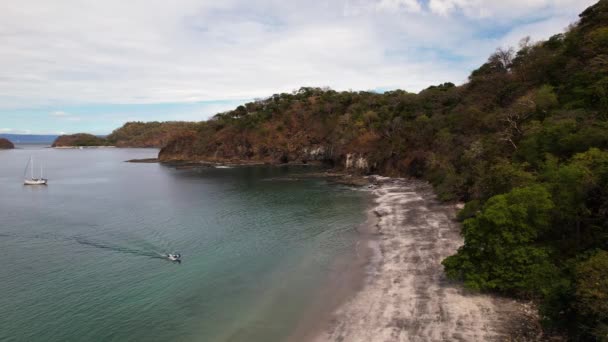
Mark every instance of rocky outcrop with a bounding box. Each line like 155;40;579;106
157;131;198;161
158;135;376;173
344;153;370;172
0;138;15;149
302;146;334;162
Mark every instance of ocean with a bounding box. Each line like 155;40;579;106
0;146;367;342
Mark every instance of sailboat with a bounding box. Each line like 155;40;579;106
24;156;48;185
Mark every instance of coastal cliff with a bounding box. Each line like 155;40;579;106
158;2;608;340
0;138;15;149
159;128;374;173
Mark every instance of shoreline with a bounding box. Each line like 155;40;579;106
287;185;378;342
52;145;116;149
306;177;542;342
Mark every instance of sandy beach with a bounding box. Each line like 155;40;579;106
311;177;541;342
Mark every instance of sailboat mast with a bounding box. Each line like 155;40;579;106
31;157;34;179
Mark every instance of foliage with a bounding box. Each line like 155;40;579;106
575;250;608;340
443;186;556;294
106;121;198;147
51;133;108;147
456;200;480;221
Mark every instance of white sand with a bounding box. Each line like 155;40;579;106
312;179;538;342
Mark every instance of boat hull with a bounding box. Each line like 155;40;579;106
24;179;48;185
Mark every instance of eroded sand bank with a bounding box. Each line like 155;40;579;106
312;178;540;342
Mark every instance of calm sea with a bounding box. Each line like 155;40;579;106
0;146;367;342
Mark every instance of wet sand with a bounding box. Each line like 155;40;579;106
310;177;541;342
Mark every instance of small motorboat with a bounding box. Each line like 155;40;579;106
167;253;181;262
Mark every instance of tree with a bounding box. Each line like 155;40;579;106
492;47;516;72
475;159;535;200
535;85;559;117
575;250;608;340
443;185;556;294
499;95;535;150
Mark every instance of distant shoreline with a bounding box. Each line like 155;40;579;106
52;146;116;149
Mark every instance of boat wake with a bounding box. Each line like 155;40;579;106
0;231;177;262
73;236;168;260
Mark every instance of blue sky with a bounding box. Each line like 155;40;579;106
0;100;244;135
0;0;596;134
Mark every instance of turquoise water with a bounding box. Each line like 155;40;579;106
0;146;367;342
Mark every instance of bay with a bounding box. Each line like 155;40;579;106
0;146;367;342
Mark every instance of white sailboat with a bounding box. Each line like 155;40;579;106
24;156;48;185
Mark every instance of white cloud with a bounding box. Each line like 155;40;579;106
49;110;81;121
0;128;32;134
428;0;593;18
0;0;597;111
377;0;422;12
429;0;470;16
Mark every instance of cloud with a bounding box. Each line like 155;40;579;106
49;110;81;121
428;0;470;16
0;128;32;134
428;0;592;19
377;0;423;13
0;0;597;113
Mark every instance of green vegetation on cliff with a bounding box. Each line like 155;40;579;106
159;1;608;339
106;121;197;147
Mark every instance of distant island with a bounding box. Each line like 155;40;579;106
0;137;15;149
51;121;197;148
52;133;109;147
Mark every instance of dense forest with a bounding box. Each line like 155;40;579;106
106;121;197;147
158;1;608;339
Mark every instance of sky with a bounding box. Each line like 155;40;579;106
0;0;597;135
